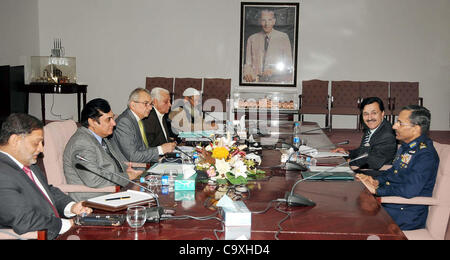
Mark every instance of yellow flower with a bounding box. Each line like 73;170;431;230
212;147;229;160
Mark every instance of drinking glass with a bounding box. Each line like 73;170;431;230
126;206;147;229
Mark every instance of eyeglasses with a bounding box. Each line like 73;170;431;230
134;101;152;107
394;120;415;127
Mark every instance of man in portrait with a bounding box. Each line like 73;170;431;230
243;9;294;84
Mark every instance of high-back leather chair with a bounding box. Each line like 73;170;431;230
43;120;117;194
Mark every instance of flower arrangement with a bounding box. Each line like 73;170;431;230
196;135;266;185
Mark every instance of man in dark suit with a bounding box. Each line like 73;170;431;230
0;113;92;240
143;87;178;147
332;97;397;172
113;88;176;163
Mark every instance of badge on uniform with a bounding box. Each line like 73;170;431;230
420;142;427;149
401;154;412;164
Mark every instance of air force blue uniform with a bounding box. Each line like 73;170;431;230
375;134;439;230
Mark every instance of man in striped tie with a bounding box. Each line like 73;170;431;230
0;113;92;239
113;88;176;163
332;97;397;173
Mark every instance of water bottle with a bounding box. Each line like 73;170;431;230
293;122;301;149
193;151;199;164
305;157;317;168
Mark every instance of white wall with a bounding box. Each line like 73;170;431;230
0;0;39;66
3;0;449;130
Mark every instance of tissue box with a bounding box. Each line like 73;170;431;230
223;201;252;226
174;190;195;201
174;173;197;191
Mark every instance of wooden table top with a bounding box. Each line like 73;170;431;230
57;123;406;240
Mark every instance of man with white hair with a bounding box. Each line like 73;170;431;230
112;88;176;163
169;87;218;132
143;87;178;147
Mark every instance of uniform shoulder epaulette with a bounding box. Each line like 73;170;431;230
419;142;427;149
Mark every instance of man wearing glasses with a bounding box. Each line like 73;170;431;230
356;105;439;230
332;97;397;171
112;88;176;163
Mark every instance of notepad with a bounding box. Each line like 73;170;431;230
83;190;155;212
301;171;354;181
147;163;187;175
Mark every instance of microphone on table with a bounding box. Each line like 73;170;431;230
174;146;194;161
300;126;330;134
280;153;369;207
75;154;160;207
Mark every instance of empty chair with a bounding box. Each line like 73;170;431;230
43;120;117;194
299;79;329;127
202;78;231;112
389;82;422;123
381;142;450;240
173;78;202;102
330;81;361;130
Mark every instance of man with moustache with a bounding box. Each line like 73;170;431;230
356;105;439;230
332;97;397;172
63;98;142;201
0;113;92;239
113;88;176;163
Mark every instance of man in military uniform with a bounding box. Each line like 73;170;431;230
356;105;439;230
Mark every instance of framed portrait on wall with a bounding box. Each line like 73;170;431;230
239;2;299;87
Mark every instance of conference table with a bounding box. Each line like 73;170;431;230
57;122;406;240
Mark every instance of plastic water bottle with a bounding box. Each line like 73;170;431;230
305;157;317;168
193;151;199;164
293;122;301;149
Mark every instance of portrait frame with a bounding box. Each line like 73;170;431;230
239;2;299;87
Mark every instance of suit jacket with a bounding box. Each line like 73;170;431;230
143;109;175;147
0;152;73;240
112;108;160;163
349;119;397;170
63;127;130;202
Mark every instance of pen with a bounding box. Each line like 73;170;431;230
105;196;131;201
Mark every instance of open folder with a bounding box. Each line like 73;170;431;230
83;190;156;212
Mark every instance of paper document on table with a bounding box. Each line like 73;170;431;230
310;151;347;158
178;130;216;138
308;166;353;173
148;163;184;175
85;190;155;211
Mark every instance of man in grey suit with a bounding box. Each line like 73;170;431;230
112;88;176;163
63;98;142;202
0;113;92;240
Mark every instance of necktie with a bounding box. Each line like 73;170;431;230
362;131;371;145
138;120;149;148
102;139;123;172
22;166;60;218
264;35;270;53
